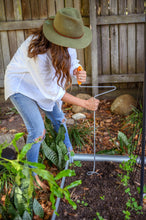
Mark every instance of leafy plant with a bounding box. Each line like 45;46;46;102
76;199;88;207
118;153;143;219
0;133;82;219
122;105;143;153
100;195;105;201
41;117;68;170
124;105;143;131
68;123;92;150
118;131;132;154
93;211;104;220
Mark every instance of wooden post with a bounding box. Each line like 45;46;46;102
13;0;24;47
0;0;10;81
89;0;98;96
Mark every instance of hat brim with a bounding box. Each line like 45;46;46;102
43;19;92;49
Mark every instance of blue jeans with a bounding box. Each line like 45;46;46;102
10;93;73;164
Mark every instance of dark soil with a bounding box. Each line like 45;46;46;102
56;161;146;220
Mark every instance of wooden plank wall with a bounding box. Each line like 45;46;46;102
0;0;145;91
90;0;145;94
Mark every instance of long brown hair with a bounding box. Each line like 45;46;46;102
28;26;71;89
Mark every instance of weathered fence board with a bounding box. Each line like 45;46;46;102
101;0;110;75
119;0;127;75
110;0;119;75
90;0;98;95
0;0;10;71
127;0;136;74
38;0;48;19
136;0;145;73
13;0;25;48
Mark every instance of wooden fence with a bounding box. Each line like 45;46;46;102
0;0;145;94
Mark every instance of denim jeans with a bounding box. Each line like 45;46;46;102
10;93;73;164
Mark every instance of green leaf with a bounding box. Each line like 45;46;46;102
28;170;34;199
56;144;63;169
19;143;33;160
118;131;129;147
64;190;77;209
5;196;16;218
65;180;82;190
9;160;22;171
14;215;22;220
56;124;65;144
50;185;63;198
33;198;44;218
50;192;56;210
125;187;130;194
31;168;57;187
55;169;76;180
42;141;58;166
12;133;24;153
22;211;31;220
23;160;46;169
74;161;82;167
58;141;67;155
97;148;118;155
14;187;26;216
15;172;21;186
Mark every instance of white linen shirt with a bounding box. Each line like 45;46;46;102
4;35;80;111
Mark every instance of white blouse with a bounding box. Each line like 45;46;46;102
4;35;80;111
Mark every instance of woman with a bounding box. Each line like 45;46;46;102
4;8;99;189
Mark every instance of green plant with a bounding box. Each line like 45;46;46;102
100;195;105;201
41;117;68;170
119;153;143;219
124;105;143;131
137;185;146;200
0;133;82;219
68;123;92;150
122;105;143;153
76;199;88;207
93;211;104;220
117;131;132;154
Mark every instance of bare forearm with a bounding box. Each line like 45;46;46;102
62;92;87;108
62;92;100;111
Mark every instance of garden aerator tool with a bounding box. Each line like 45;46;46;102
77;66;117;175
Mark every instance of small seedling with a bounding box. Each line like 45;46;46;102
93;212;104;220
76;199;88;207
100;195;105;200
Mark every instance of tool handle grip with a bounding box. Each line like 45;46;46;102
77;66;83;85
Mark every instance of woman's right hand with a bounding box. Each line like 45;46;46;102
86;97;100;111
62;92;100;111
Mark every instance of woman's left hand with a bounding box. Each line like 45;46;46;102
73;68;87;83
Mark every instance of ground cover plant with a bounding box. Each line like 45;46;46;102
0;99;146;219
0;133;81;219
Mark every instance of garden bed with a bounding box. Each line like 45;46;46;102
0;99;146;220
56;161;146;220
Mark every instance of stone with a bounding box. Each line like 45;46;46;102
66;118;75;125
72;113;86;120
0;133;26;152
111;94;137;115
72;93;92;113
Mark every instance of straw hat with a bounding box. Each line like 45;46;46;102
43;7;92;49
